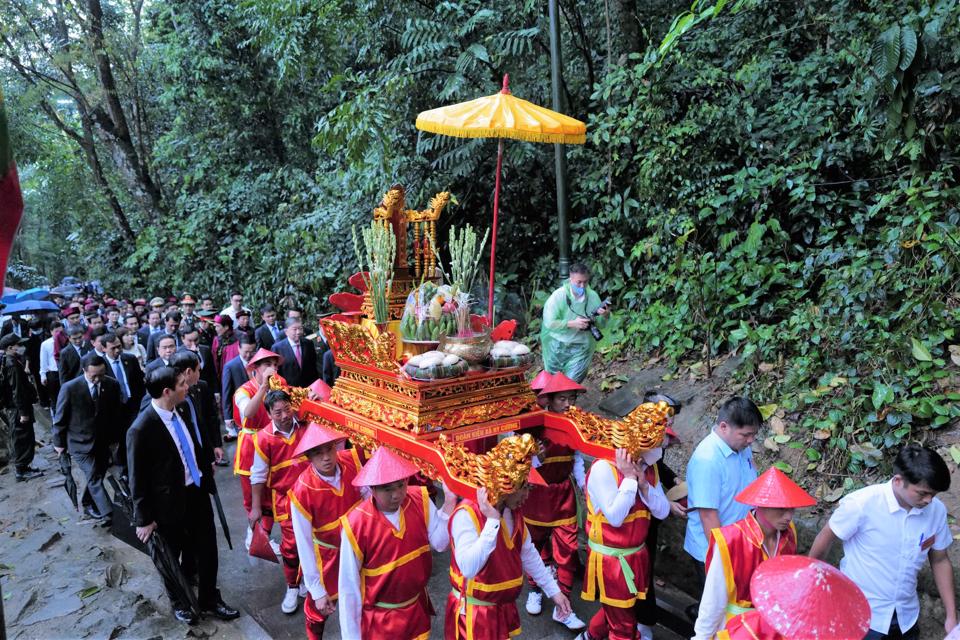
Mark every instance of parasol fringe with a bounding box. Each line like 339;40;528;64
415;121;585;145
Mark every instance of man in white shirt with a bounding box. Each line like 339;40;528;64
338;446;456;639
220;291;251;323
809;444;956;639
39;320;62;413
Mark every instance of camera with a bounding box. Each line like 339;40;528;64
585;297;612;341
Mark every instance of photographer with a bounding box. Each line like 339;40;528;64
539;262;609;383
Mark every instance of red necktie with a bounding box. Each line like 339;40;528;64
294;342;302;367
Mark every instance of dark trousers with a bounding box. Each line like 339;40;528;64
44;372;60;415
3;408;35;471
863;613;919;640
73;449;113;516
634;519;661;625
158;484;219;609
112;403;136;472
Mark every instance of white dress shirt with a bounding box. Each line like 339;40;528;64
449;506;561;616
39;336;56;383
338;495;450;639
151;400;201;487
829;480;952;634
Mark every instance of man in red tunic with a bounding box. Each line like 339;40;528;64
338;446;456;640
578;445;670;640
445;440;574;640
693;467;816;640
718;555;871;640
289;423;365;640
523;372;586;631
233;348;284;544
248;388;311;614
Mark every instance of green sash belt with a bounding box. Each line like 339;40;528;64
313;536;338;550
726;602;754;616
374;593;419;609
587;540;645;594
450;588;495;607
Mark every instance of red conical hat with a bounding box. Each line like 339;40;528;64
248;522;279;564
309;378;332;401
352;446;420;487
245;348;284;371
292;422;346;458
750;555;870;639
735;467;816;508
537;372;586;397
530;370;554;392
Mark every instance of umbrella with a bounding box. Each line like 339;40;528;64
58;452;79;511
15;287;50;302
211;490;233;550
106;475;200;616
0;299;58;315
416;74;586;323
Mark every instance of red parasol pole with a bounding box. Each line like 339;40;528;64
487;74;509;326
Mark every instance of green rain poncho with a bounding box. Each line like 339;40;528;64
539;282;608;383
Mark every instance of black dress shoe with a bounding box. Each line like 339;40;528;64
201;600;240;621
15;468;43;481
173;607;198;625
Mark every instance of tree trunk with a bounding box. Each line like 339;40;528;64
609;0;642;59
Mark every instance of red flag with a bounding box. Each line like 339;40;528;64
0;87;24;291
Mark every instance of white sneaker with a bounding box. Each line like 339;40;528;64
638;622;654;640
244;526;253;551
553;607;587;631
298;583;308;598
281;587;299;614
525;590;543;615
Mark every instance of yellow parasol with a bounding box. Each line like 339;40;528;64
416;74;586;324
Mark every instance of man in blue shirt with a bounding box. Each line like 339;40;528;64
683;396;762;616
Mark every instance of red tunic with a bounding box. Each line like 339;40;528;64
288;449;364;598
523;440;577;529
252;422;310;522
445;500;526;640
341;486;435;640
582;461;657;608
705;511;798;621
716;611;783;640
232;378;273;476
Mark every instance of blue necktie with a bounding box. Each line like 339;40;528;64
170;413;201;486
113;360;129;402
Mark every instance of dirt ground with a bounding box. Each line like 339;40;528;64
2;355;957;639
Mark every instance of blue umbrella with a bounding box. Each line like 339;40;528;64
1;300;59;314
15;287;50;302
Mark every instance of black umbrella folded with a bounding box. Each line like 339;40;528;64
106;474;200;615
59;452;78;511
211;490;233;550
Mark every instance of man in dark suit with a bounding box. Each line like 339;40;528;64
146;311;182;362
127;365;239;625
145;334;178;374
179;326;217;394
170;351;223;465
220;333;257;441
52;353;121;522
254;304;283;350
272;318;318;388
138;309;162;348
102;332;145;473
58;326;91;383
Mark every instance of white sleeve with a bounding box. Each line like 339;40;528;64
234;388;251;426
640;477;671;520
587;460;639;527
249;441;269;485
521;528;560;597
291;503;325;600
338;528;363;640
451;509;500;580
572;451;586;490
427;498;451;552
692;541;728;640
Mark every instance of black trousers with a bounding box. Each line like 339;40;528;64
44;372;60;415
73;449;114;516
158;484;219;609
3;408;35;471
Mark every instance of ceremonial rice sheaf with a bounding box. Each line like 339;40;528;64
564;401;673;456
438;433;538;503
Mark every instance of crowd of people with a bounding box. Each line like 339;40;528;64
0;280;955;640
